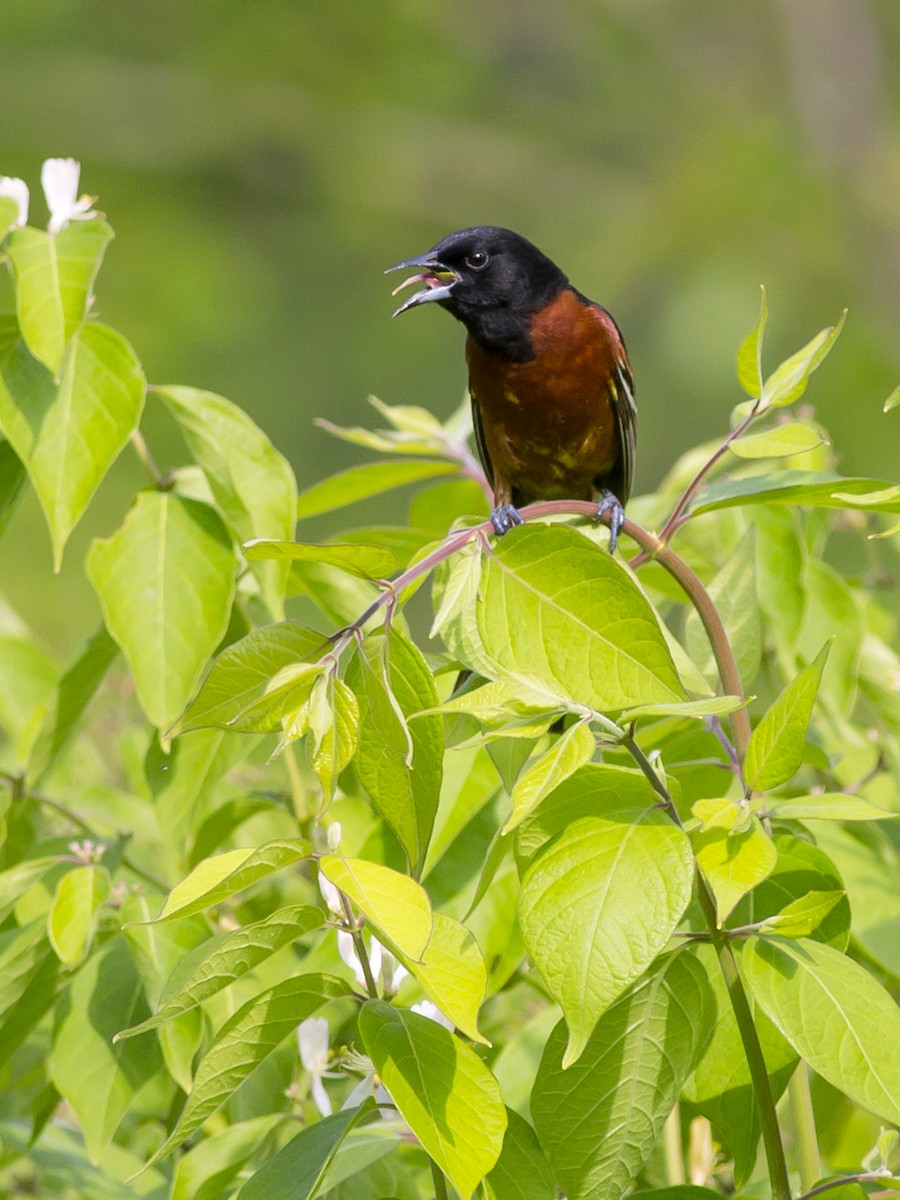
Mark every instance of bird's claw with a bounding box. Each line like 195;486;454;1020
490;504;524;536
596;490;625;553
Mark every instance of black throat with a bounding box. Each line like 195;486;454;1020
442;276;567;362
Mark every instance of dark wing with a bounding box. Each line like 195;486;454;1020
609;355;637;503
470;391;495;493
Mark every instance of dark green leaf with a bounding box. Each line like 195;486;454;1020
237;1104;372;1200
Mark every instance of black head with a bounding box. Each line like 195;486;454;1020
387;226;568;358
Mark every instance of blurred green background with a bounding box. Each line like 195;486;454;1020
2;0;899;654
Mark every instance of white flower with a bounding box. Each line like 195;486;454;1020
317;871;344;916
340;1048;394;1115
337;931;408;994
0;177;29;227
411;1000;453;1030
297;1016;333;1116
326;821;342;852
41;158;97;234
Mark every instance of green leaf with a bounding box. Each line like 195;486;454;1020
155;838;311;922
430;534;483;637
359;1000;507;1200
736;285;768;397
86;490;237;730
0;195;19;236
691;470;900;517
316;1119;407;1193
0;436;26;537
5;219;113;372
684;528;761;687
730;422;826;459
619;695;745;722
0;918;49;1017
116;904;323;1039
155;385;297;617
303;670;360;799
759;310;845;410
485;1108;556;1200
47;864;111;966
744;935;900;1124
244;537;398;580
319;856;432;959
0;319;145;568
765;792;895;822
458;524;684;712
884;384;900;413
346;631;443;871
519;809;694;1065
172;620;327;735
148;972;348;1166
0;856;60;925
27;626;118;784
745;642;829;791
504;721;595;834
296;457;458;520
171;1115;283;1200
237;1103;372;1200
693;816;777;924
532;951;714;1200
48;935;163;1163
395;911;489;1044
758;890;845;938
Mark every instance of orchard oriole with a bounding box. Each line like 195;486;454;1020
388;225;635;550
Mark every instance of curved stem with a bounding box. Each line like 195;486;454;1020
798;1173;890;1200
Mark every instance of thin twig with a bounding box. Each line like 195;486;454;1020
798;1173;892;1200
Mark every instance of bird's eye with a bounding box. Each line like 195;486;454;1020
466;250;489;270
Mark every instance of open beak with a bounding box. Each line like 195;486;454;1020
385;253;460;317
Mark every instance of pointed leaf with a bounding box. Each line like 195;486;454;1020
359;1000;507;1200
765;793;895;822
156;385;297;616
86;491;237;729
519;809;694;1065
116;904;323;1038
171;1114;283;1200
296;458;458;520
305;671;360;799
155;838;311;922
148;972;347;1165
5;219;113;371
244;537;397;579
760;311;845;410
172;621;327;735
745;642;829;791
319;856;432;960
736;285;768;397
0;320;145;568
619;695;745;722
744;935;900;1124
730;422;826;459
504;721;595;834
532;951;714;1200
692;471;900;517
395;911;489;1044
693;817;777;923
237;1103;373;1200
47;864;111;966
759;890;845;938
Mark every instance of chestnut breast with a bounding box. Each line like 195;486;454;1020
466;288;625;505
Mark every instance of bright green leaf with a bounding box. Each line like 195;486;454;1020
5;219;113;371
172;620;327;735
319;856;432;960
154;839;310;922
736;285;768;397
883;385;900;413
116;904;323;1039
47;864;111;966
0;319;145;568
359;1000;507;1200
504;721;595;834
519;809;694;1065
619;694;745;722
395;911;489;1044
745;642;829;791
303;671;360;799
237;1103;372;1200
244;537;398;580
0;195;19;236
684;528;760;688
296;457;458;520
765;793;895;822
171;1115;283;1200
759;890;845;938
430;534;483;637
730;422;826;459
532;951;714;1200
148;972;347;1166
86;490;237;730
744;935;900;1124
759;311;845;410
693;816;777;924
691;471;900;518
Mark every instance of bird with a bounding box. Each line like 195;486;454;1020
386;226;635;551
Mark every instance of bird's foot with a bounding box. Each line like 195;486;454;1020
490;504;524;536
596;490;625;553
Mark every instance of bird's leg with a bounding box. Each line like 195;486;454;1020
490;504;524;536
596;489;625;553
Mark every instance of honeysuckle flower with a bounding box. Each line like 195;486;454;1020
41;158;97;234
297;1016;334;1116
337;931;408;994
326;821;342;852
340;1047;394;1115
317;871;344;916
0;176;29;226
411;999;454;1030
